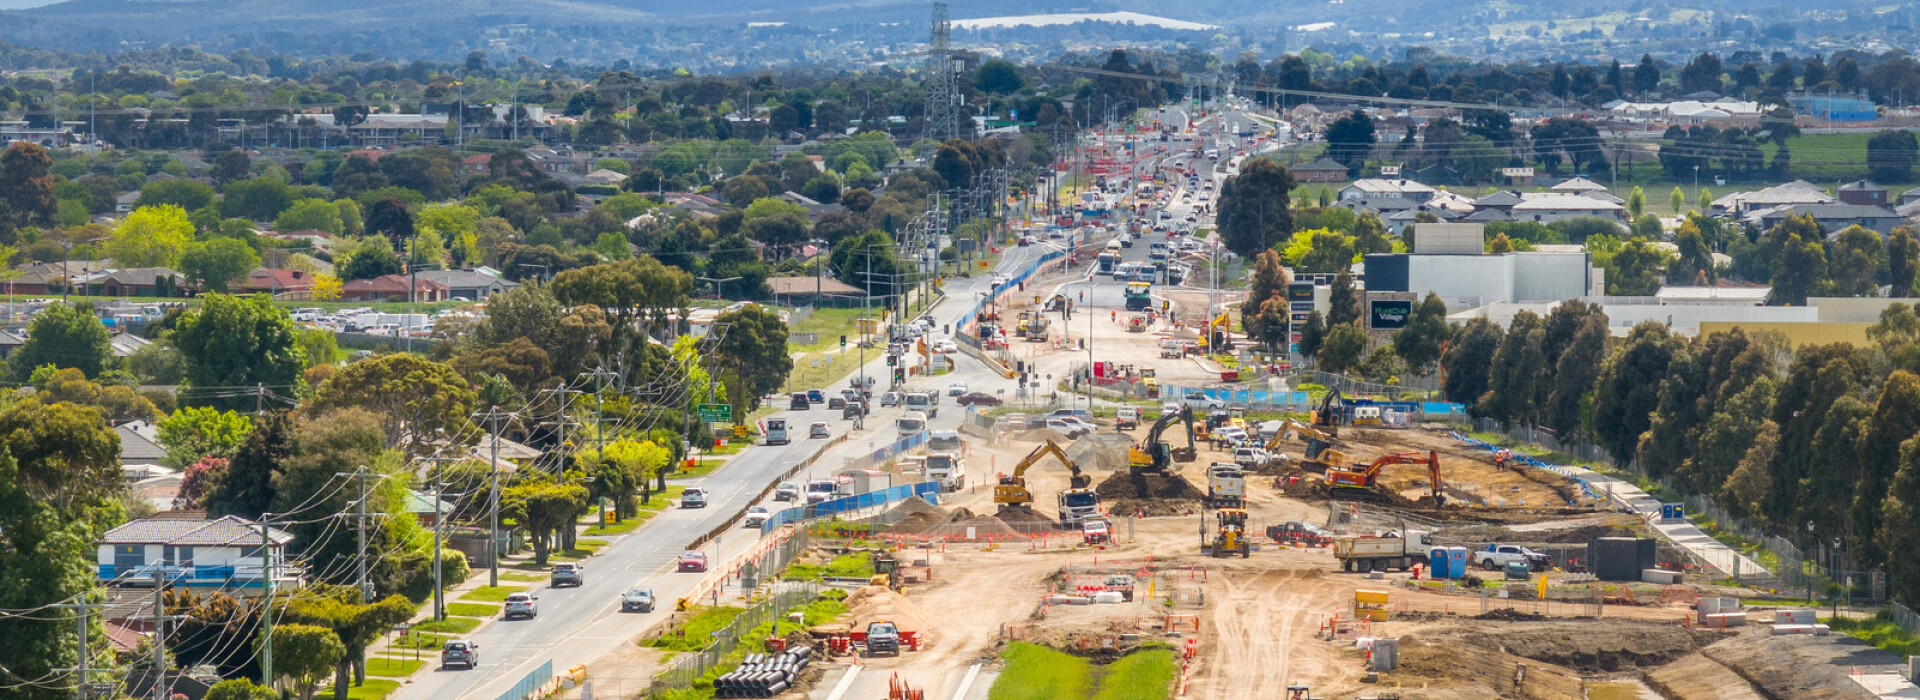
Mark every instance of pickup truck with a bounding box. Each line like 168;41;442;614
1115;408;1139;431
1332;530;1432;573
864;621;902;657
1473;544;1551;572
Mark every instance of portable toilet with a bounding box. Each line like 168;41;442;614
1428;547;1451;579
1447;547;1470;579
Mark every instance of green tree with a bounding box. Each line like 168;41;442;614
275;198;346;235
1239;250;1290;337
1890;226;1920;298
11;302;112;380
975;59;1026;94
1392;292;1451;373
1296;231;1358;272
179;238;262;293
1246;297;1292;352
1327;270;1361;327
1324;110;1376;174
205;679;279;700
1669;187;1686;215
1869;129;1920;181
172;294;307;411
203;410;291;519
506;480;590;564
267;624;345;700
1768;232;1829;305
311;354;477;456
157;406;253;468
1829;225;1884;297
1297;310;1327;359
1606;240;1669;295
713;304;793;419
550;255;694;341
0;142;56;227
220;178;295;221
109;204;195;267
1626;186;1646;219
1213;159;1295;258
1670;218;1717;285
211;149;251;185
1592;322;1684;462
338;237;403;281
136;179;217;211
1317;323;1367;374
1478;312;1546;422
1697;187;1712;212
1544;314;1608;436
1442;317;1502;407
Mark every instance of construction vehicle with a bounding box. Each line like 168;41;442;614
1333;529;1432;572
1350;405;1382;427
993;440;1100;525
1201;311;1233;352
1261;418;1351;472
1325;450;1445;504
1124;281;1153;311
1128;406;1199;473
1115;407;1139;431
1044;293;1069;312
1206;463;1246;508
1204;508;1252;558
1127;315;1148;332
1311;387;1346;435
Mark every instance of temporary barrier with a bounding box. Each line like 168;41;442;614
493;659;554;700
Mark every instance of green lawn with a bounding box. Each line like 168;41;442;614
414;616;481;634
344;679;402;700
497;571;545;583
393;631;450;650
990;643;1092;700
643;606;748;652
365;657;426;678
458;585;527;603
443;602;499;617
584;486;685;535
782;553;876;582
1093;648;1178;700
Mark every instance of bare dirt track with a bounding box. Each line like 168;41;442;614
1186;565;1362;699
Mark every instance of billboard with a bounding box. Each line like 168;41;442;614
1369;300;1414;329
1286;283;1317;302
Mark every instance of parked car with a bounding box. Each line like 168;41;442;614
441;640;479;669
947;381;968;396
678;551;709;572
1116;408;1139;430
1046;417;1094;439
1473;544;1552;572
503;592;537;620
1231;447;1272;469
956;392;1003;406
620;587;655;613
680;487;708;509
743;505;771;529
809;422;831;438
774;482;800;501
549;562;584;587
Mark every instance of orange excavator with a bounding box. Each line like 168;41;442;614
1325;450;1444;504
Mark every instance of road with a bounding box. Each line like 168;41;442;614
389;215;1055;700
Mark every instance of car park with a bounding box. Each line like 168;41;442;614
680;487;708;508
441;640;479;669
678;551;709;572
620;587;655;613
549;562;583;587
503;592;538;620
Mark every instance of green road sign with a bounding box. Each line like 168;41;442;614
697;404;732;423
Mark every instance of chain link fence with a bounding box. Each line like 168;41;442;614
646;582;823;698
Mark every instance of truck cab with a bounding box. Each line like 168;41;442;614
925;453;966;492
896;411;929;436
1056;488;1102;526
904;392;938;418
805;479;837;505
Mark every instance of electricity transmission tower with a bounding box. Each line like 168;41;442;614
922;2;963;143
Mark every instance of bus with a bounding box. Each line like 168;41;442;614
1125;282;1153;311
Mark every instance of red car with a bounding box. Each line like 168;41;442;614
956;392;1003;407
677;551;709;573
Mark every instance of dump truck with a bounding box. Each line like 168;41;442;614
1333;530;1432;573
1206;463;1246;508
925;453;967;492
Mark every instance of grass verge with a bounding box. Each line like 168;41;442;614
365;657;425;677
344;679;402;700
782;553;877;581
498;571;545;583
989;643;1092;700
458;585;527;603
414;616;481;634
1092;648;1178;700
643;606;749;652
1828;609;1920;657
443;602;499;617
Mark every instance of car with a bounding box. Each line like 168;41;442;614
774;482;800;502
864;621;902;657
1018;236;1033;246
955;391;1003;407
678;551;709;572
680;487;708;509
880;392;902;407
1214;426;1249;447
809;422;831;439
441;640;479;669
806;390;826;404
828;397;846;410
743;505;771;529
549;562;584;587
991;275;1009;288
1232;447;1273;469
934;339;958;354
503;592;538;620
621;587;655;613
947;382;968;396
789;393;810;410
1046;417;1094;439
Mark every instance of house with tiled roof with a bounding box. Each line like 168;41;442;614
242;268;318;298
416;269;519;301
98;514;297;589
1287;157;1348;183
339;274;448;302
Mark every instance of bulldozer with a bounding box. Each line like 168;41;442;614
1204;508;1252;558
1128;406;1199;473
993;440;1101;525
1325;450;1445;505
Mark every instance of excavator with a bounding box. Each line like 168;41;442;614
1204;507;1252;558
1325;450;1445;505
1262;418;1351;472
1128;406;1199;473
1312;387;1347;436
994;440;1101;525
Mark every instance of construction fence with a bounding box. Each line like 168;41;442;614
646;583;823;698
493;659;553;700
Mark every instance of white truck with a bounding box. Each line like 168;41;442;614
1206;463;1246;508
1057;488;1102;527
1333;530;1433;573
836;469;894;497
927;430;963;453
925;453;966;492
1472;544;1551;572
804;479;838;505
904;391;939;418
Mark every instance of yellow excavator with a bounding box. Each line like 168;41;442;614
1312;386;1346;436
994;440;1100;524
1262;418;1351;472
1199;311;1234;352
1128;406;1199;473
1204;507;1252;558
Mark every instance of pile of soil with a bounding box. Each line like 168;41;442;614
936;507;1029;537
1452;620;1727;673
992;506;1056;523
1066;433;1132;472
844;585;940;642
1474;608;1549;622
1094;471;1204;517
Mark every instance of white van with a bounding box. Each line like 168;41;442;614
896;411;929;436
764;418;789;445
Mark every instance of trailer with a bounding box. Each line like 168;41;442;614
1333;530;1432;573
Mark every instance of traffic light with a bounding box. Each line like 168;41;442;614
839;334;847;348
886;354;897;367
893;368;906;383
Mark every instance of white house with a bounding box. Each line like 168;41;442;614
1337;179;1437;204
99;515;296;590
1505;193;1627;223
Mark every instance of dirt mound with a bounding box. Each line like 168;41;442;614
1095;471;1204;517
1474;608;1549;622
993;506;1055;523
1453;620;1727;673
844;585;939;643
1066;433;1132;471
889;497;953;534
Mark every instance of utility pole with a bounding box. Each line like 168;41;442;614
337;468;381;603
473;407;515;587
143;571;187;700
258;513;277;690
921;2;962;144
52;600;110;700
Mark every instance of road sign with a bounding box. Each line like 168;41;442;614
697;404;732;423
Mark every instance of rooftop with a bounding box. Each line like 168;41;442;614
102;515;294;547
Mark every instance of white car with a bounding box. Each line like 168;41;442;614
743;505;771;529
503;592;537;620
1046;417;1095;439
947;382;968;396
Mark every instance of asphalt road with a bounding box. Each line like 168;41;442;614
389;217;1053;700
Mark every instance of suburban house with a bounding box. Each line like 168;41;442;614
1711;180;1833;216
98;514;297;590
1751;203;1905;236
73;268;184;297
1286;157;1348;183
115;191;140;213
1838;180;1890;207
1338;179;1438;204
1549;176;1611;195
348;114;449;147
768;276;864;306
416;269;519;301
1488;193;1628;223
584;168;630;187
242;268;318;298
110;332;153;358
339;274;449;302
774;192;848;223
